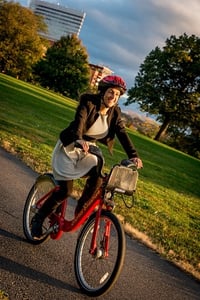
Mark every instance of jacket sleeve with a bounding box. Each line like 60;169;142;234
72;95;89;140
115;108;139;158
60;94;95;146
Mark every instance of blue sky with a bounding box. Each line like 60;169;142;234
18;0;200;114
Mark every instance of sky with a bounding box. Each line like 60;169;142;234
18;0;200;114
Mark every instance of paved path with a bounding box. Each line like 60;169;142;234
0;147;200;299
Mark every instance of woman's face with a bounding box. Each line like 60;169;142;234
103;87;121;108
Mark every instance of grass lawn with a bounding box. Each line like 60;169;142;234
0;73;200;280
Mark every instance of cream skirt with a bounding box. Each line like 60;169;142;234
51;139;98;181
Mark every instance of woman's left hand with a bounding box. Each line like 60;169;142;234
130;157;143;169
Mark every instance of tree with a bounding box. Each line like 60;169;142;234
167;123;200;158
33;34;90;99
125;34;200;141
0;1;48;80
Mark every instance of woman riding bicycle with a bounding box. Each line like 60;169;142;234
31;75;143;239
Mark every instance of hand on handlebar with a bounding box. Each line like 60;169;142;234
130;157;143;169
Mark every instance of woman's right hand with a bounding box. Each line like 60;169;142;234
75;139;89;153
130;157;143;169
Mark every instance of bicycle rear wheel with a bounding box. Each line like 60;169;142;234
74;210;126;297
23;173;56;244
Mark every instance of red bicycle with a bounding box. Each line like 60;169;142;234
23;156;138;297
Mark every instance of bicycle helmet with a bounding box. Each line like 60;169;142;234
98;75;127;95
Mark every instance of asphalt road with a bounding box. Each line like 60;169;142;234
0;147;200;300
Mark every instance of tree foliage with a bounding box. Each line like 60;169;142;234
126;33;200;142
33;34;90;99
0;1;48;80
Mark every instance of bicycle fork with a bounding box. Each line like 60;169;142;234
89;207;111;259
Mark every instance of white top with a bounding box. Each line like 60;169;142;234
86;113;108;139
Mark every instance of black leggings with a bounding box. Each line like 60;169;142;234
52;180;73;204
53;158;102;204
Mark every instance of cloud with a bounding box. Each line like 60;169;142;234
20;0;200;90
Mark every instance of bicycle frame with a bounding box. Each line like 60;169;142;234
35;183;111;254
23;156;139;297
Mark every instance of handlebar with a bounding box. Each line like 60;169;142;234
74;141;103;157
75;141;137;169
120;159;137;169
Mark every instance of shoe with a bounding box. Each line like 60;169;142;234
31;214;43;239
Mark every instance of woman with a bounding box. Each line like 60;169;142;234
31;75;143;239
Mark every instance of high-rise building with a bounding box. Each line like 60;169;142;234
29;0;86;42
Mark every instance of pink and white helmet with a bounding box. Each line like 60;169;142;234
98;75;127;95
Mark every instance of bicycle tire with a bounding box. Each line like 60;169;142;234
23;173;56;245
74;210;126;297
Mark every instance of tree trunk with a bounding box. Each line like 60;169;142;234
154;118;170;141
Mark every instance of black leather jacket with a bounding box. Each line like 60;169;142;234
60;93;139;159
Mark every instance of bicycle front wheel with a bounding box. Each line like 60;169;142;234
74;210;126;297
23;173;56;244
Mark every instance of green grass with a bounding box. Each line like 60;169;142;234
0;73;200;278
0;290;9;300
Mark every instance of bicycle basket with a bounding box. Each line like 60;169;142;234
106;164;138;196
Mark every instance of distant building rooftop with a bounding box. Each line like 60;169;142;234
89;63;113;87
29;0;86;41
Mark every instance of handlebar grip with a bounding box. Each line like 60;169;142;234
74;141;83;149
120;159;137;169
